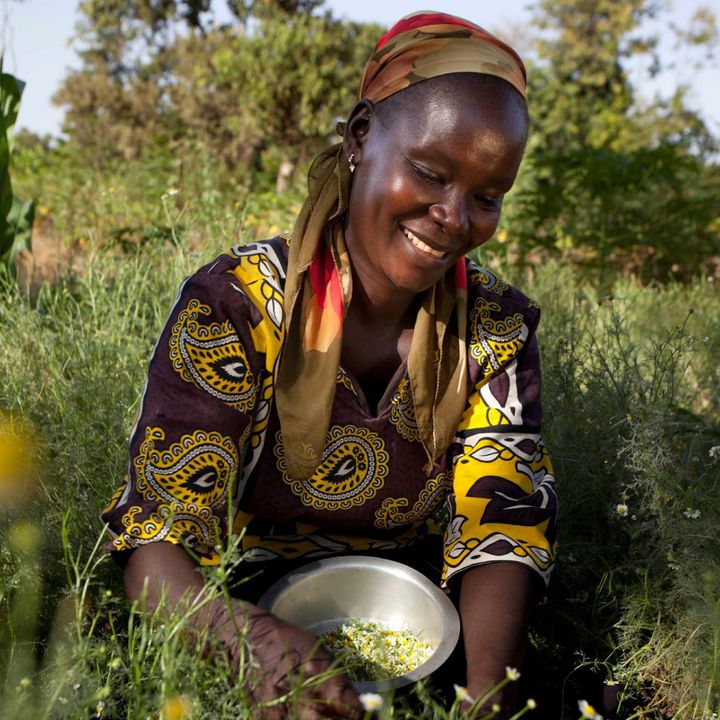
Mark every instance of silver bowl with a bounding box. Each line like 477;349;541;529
257;555;461;693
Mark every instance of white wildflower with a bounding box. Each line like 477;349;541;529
359;693;384;712
709;446;720;460
505;666;521;681
453;684;473;704
578;699;603;719
527;698;537;709
683;508;701;520
615;503;629;517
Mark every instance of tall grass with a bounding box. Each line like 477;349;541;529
0;173;719;717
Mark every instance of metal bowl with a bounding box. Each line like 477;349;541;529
257;555;461;693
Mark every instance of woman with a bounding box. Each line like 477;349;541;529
102;11;557;719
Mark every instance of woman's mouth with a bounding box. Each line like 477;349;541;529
400;226;448;260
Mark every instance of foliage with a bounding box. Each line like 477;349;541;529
53;0;379;189
1;172;720;715
0;64;35;278
501;0;720;279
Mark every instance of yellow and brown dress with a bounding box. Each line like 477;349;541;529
102;237;557;588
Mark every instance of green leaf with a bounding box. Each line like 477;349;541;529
1;67;26;157
1;197;35;278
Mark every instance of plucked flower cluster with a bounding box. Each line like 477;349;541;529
320;620;432;682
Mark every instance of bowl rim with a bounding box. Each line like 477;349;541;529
257;554;461;692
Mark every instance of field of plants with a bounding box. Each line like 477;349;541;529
0;131;718;719
2;1;720;718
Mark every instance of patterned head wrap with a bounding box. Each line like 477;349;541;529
276;12;527;481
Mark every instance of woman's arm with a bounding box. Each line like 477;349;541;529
125;542;363;720
460;563;534;715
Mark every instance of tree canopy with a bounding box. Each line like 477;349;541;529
49;0;720;278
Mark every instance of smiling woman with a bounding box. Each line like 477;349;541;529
101;11;557;720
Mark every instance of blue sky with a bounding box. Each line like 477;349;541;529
2;0;719;137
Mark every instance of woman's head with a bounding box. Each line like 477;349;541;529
339;12;530;295
343;72;528;295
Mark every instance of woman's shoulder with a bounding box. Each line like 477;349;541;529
192;236;290;288
464;258;540;327
174;236;290;338
464;259;541;375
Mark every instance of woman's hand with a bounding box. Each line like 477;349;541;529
241;611;363;719
125;542;362;719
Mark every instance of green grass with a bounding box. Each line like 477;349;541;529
1;166;719;718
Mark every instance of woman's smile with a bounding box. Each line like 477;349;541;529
400;225;450;260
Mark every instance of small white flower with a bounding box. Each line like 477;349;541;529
615;503;629;517
166;187;179;197
604;678;618;686
578;699;603;719
505;666;521;681
527;698;537;709
359;693;384;712
453;684;473;704
683;508;701;520
709;446;720;460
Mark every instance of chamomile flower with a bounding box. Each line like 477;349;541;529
615;503;629;517
505;666;521;681
359;693;384;712
454;684;473;704
578;699;603;719
683;508;701;519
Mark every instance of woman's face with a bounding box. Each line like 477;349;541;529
343;76;528;298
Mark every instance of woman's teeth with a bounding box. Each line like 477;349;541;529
401;227;447;259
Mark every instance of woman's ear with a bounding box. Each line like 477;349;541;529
342;99;375;166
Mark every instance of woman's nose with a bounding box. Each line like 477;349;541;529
429;191;469;236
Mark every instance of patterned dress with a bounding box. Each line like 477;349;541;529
102;237;557;588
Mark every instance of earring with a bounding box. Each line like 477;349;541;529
348;154;356;173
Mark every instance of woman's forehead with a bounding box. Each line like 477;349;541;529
375;75;528;146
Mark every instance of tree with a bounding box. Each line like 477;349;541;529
205;5;379;188
53;0;213;165
503;0;720;279
54;0;379;190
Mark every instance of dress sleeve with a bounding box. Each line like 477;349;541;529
442;308;558;588
101;261;262;564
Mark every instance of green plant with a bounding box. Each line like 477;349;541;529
0;62;35;278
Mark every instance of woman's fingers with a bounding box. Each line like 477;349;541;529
244;612;365;718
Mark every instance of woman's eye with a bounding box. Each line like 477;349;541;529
476;195;502;210
411;162;443;185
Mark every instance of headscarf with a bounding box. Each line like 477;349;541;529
276;11;527;481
